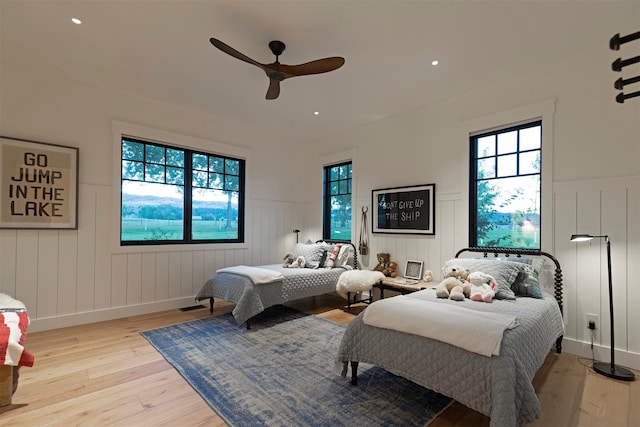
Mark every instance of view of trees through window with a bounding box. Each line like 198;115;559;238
120;138;244;244
323;162;352;241
470;121;541;249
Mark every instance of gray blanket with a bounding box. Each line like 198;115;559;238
196;265;347;325
336;288;564;427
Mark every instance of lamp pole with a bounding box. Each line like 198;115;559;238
570;234;634;381
591;236;634;381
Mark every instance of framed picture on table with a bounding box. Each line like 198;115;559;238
404;260;424;280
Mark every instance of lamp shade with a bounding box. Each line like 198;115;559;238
570;234;594;242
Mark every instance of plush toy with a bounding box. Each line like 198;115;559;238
423;269;434;282
373;253;390;273
289;256;306;268
282;252;296;268
435;265;471;301
467;271;497;303
383;261;398;278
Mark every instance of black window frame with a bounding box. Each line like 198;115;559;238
322;161;352;242
120;136;245;246
469;120;542;249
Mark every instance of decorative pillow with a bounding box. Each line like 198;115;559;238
293;242;331;269
325;244;342;268
443;258;519;300
497;257;545;298
334;244;352;268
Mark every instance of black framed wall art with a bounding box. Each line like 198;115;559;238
0;137;79;229
372;183;435;235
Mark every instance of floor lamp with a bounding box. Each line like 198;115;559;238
570;234;635;381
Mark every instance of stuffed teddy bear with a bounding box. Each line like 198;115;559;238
467;271;497;303
282;252;296;268
436;264;471;301
383;261;398;278
423;269;434;282
373;253;390;273
289;255;306;268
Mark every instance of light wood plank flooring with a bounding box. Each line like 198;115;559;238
1;295;638;426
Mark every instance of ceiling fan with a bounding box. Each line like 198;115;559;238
210;38;345;100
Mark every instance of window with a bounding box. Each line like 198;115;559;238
323;162;352;241
120;137;244;245
470;121;541;249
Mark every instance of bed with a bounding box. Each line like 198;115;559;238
336;247;565;427
196;240;358;328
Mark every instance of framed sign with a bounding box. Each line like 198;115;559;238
372;183;435;235
0;137;78;229
404;260;424;280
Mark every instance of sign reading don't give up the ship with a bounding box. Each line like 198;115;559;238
1;137;78;229
372;183;435;235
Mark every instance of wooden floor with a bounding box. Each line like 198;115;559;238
1;294;639;426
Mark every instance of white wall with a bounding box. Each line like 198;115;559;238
307;45;640;369
0;64;308;331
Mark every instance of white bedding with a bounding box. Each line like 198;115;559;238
363;294;519;356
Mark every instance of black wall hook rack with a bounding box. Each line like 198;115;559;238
610;30;640;103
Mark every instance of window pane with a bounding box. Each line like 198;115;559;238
520;126;541;150
520;151;540;174
477;158;495;179
166;148;184;167
191;189;238;240
225;159;239;175
497;131;517;154
329;195;351;240
122;140;144;161
192;170;208;188
477;135;495;157
121;181;184;241
225;175;239;191
192;153;208;170
145;164;165;183
209;156;224;173
166;167;184;185
208;173;223;189
497;154;517;177
122;160;144;180
146;145;165;164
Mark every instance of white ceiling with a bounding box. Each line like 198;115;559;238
2;1;639;142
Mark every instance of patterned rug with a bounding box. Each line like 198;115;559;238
141;306;451;427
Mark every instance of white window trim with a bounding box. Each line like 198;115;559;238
111;121;251;253
461;99;556;252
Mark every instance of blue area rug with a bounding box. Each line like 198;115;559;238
141;306;451;427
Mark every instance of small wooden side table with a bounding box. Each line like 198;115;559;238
374;278;437;299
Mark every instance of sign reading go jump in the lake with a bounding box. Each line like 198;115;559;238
1;137;78;229
372;184;435;235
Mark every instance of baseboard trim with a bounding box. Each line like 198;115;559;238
27;297;197;333
562;338;640;372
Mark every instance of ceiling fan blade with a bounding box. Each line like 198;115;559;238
210;38;265;69
265;79;281;100
277;57;345;78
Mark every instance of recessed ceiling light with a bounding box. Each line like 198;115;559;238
314;111;320;116
71;17;82;25
432;60;439;66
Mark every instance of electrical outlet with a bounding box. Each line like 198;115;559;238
586;313;598;330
